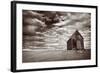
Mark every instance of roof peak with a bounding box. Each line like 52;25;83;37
75;29;79;32
67;30;83;41
74;30;80;34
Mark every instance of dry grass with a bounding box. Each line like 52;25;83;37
23;49;90;63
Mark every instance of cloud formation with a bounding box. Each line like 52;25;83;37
23;10;91;50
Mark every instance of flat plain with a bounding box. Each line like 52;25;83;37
23;49;90;63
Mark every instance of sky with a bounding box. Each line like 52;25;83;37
23;10;91;50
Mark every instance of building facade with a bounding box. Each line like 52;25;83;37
67;30;84;50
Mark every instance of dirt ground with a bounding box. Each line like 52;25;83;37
22;49;90;63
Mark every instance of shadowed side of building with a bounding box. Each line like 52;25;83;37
67;30;84;50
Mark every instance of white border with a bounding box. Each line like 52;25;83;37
16;3;96;70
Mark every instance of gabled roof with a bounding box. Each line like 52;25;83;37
67;30;83;42
72;30;83;38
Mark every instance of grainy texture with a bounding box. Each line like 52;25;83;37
22;10;91;62
23;49;91;62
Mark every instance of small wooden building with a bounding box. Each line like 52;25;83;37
67;30;84;50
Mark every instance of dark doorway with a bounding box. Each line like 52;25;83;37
73;39;76;49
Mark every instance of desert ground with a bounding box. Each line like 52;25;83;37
23;49;90;63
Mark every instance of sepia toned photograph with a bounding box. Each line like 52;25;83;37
11;1;97;72
22;10;91;63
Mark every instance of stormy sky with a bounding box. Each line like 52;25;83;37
23;10;91;50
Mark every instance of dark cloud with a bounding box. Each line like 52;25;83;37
23;10;91;49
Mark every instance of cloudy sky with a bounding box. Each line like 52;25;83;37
23;10;91;50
